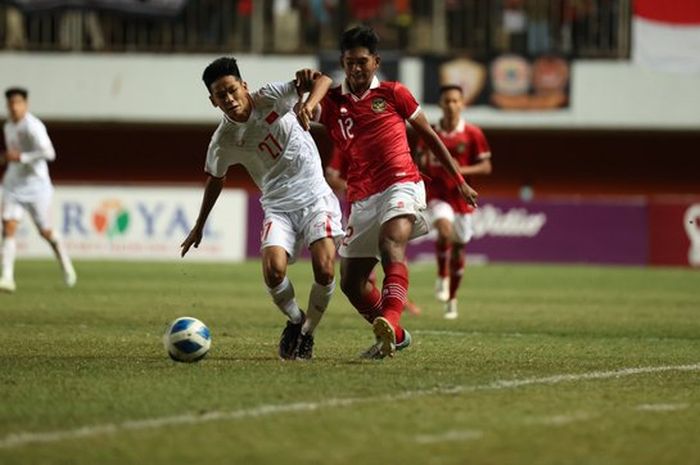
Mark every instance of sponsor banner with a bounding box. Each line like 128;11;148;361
6;186;247;261
422;54;570;110
10;0;188;16
408;199;648;265
649;197;700;267
246;195;647;265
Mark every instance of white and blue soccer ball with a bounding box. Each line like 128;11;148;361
164;317;211;362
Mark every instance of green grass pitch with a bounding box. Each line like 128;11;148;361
0;260;698;465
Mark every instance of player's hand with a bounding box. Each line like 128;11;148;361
5;149;21;162
459;181;479;208
296;103;314;131
294;68;321;94
180;226;203;257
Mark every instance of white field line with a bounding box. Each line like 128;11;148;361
414;329;694;342
414;429;484;444
523;412;597;427
635;403;691;412
1;363;698;450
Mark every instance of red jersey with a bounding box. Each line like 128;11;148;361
319;77;423;202
423;119;491;214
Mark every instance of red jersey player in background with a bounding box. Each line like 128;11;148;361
419;85;492;319
300;26;478;359
325;148;422;316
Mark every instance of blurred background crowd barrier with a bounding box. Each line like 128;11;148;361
1;0;628;57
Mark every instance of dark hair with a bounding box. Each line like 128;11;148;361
340;26;379;54
439;85;463;96
5;87;28;100
202;57;242;93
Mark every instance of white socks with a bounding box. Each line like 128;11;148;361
268;276;303;323
47;231;75;278
1;237;16;281
302;279;335;336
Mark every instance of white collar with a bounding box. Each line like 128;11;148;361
341;76;380;99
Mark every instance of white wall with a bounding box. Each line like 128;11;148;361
1;52;699;129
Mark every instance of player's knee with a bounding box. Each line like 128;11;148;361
313;260;335;286
40;229;53;242
263;263;286;288
379;237;406;264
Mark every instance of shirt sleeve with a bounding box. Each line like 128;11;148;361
19;119;56;164
204;122;236;178
468;125;492;162
392;82;421;121
257;81;298;114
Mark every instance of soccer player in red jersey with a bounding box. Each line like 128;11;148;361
304;26;478;358
325;147;422;317
419;85;492;320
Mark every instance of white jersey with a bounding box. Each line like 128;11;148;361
205;81;331;212
2;112;55;201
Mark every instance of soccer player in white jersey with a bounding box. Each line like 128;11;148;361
181;57;343;360
0;87;76;293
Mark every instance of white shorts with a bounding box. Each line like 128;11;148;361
261;192;344;263
340;181;429;259
1;187;54;231
429;199;474;244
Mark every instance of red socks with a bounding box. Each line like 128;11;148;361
436;241;451;278
449;252;465;300
382;262;408;343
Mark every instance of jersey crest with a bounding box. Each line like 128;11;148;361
371;98;387;113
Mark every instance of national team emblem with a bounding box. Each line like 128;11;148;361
456;142;467;153
371;98;386;113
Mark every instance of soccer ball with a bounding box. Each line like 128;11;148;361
164;317;211;362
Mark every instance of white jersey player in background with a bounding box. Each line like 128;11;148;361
181;57;343;360
0;87;76;293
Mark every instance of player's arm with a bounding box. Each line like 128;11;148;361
459;158;492;176
181;174;225;257
409;112;479;207
17;124;56;163
325;167;347;194
294;69;333;130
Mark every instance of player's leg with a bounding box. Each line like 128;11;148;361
445;213;474;320
295;237;337;359
0;218;19;293
0;193;24;292
371;181;430;357
376;214;414;353
429;200;455;302
340;256;380;323
29;189;76;287
295;194;344;359
338;196;383;325
260;213;304;359
39;228;77;287
445;242;465;319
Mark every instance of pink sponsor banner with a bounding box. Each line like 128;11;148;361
408;198;648;265
649;196;700;268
